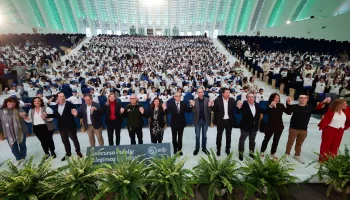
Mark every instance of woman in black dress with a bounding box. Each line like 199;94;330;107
149;97;167;143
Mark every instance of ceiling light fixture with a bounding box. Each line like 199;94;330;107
286;20;291;24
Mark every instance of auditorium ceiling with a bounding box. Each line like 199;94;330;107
0;0;349;35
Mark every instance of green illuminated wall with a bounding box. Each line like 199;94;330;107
237;0;256;32
29;0;46;27
47;0;64;30
266;0;284;28
225;0;239;34
4;0;24;24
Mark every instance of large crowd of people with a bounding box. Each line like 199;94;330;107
0;35;349;167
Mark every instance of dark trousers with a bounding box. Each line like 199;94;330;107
150;131;164;144
171;126;184;152
238;129;257;155
216;120;232;152
128;127;143;145
33;124;55;155
260;130;283;154
107;121;121;146
59;129;81;155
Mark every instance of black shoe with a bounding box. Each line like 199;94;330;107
61;154;71;161
225;149;230;155
216;151;221;156
179;151;183;156
77;152;83;158
173;150;177;155
51;153;57;159
202;149;210;155
239;154;243;161
249;153;255;159
193;149;199;156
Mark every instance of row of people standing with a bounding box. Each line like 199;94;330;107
1;89;348;164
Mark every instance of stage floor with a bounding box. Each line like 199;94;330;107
0;118;349;183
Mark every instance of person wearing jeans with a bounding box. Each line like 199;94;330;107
191;88;212;156
0;96;28;166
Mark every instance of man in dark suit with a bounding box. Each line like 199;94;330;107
236;92;261;161
165;92;192;155
212;88;237;156
191;88;213;156
72;94;104;147
44;92;82;161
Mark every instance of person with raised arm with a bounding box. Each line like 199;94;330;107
284;94;331;164
43;92;82;161
212;88;237;156
236;92;261;161
260;93;292;159
122;94;148;145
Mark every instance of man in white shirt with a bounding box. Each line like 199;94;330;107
236;92;261;161
211;88;237;156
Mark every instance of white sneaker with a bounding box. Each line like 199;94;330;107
260;152;265;158
293;155;305;164
271;154;278;160
284;154;291;162
20;159;26;166
15;160;22;167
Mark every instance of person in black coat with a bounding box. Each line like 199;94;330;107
260;93;292;159
44;92;82;161
121;94;148;145
149;97;167;143
212;88;237;156
103;93;124;146
236;92;261;161
165;92;192;155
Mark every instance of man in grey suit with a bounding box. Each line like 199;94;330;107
72;94;104;147
190;88;213;156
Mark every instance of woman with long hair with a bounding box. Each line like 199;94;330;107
149;97;167;143
260;93;292;159
23;97;56;158
318;99;350;162
0;97;29;165
104;93;124;146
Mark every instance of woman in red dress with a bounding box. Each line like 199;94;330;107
318;99;350;162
